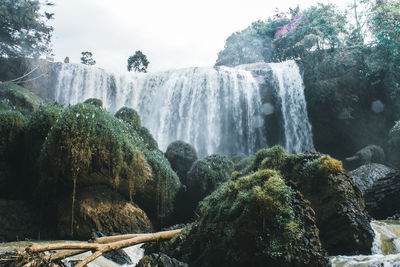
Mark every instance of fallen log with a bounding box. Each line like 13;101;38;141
26;228;182;267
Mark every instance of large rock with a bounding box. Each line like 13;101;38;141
248;146;374;255
365;170;400;219
57;186;153;239
345;145;385;170
39;103;181;224
151;170;328;267
348;163;393;193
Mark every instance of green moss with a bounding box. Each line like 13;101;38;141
165;140;198;185
186;154;234;204
245;145;287;174
234;156;253;172
318;155;344;173
39;103;147;199
39;103;180;224
137;126;158;150
115;107;141;130
83;98;103;108
141;149;181;222
0;82;43;115
183;169;300;266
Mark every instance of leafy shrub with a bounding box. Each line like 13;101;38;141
115;106;141;130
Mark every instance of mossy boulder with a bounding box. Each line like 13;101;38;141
56;186;153;239
345;144;385;169
39;103;180;223
150;170;328;266
115;106;141;130
0;110;26;196
246;146;373;255
0;82;43;115
83;98;103;108
165;141;198;185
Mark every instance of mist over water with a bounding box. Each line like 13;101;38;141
53;60;313;156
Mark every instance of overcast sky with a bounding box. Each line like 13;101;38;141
49;0;350;73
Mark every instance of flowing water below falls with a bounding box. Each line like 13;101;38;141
50;60;313;156
331;220;400;266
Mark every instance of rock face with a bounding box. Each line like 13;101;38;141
0;200;40;242
280;152;374;255
348;163;393;193
136;253;189;267
57;186;153;239
365;170;400;219
0;82;43;115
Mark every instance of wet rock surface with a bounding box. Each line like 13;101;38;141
365;170;400;219
348;163;393;193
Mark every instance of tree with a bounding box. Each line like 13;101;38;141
0;0;53;58
127;51;149;72
80;51;96;65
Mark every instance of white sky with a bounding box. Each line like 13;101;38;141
49;0;350;73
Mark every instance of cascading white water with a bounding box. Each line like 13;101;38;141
330;220;400;266
269;61;314;153
53;60;313;155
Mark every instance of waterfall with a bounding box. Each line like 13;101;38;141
269;61;314;153
51;60;313;156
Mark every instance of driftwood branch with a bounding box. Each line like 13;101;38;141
26;229;182;267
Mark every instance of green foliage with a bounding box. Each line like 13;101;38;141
83;98;103;108
137;126;158;150
0;0;53;58
80;51;96;66
0;82;43;115
165;140;198;185
273;4;347;61
183;169;300;266
115;106;141;130
127;50;149;73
